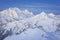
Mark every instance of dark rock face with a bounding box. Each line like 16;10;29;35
0;27;12;40
56;24;60;32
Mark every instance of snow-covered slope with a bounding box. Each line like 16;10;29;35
0;8;34;40
3;12;58;34
4;28;60;40
0;8;34;32
0;8;60;40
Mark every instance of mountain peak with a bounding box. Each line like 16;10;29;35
37;12;48;18
0;8;19;18
40;12;47;16
0;8;34;20
48;13;55;17
8;7;20;10
22;9;33;16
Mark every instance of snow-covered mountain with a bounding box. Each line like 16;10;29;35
0;8;34;20
4;12;60;33
0;8;60;40
0;8;34;32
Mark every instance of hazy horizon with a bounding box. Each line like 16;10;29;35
0;0;60;15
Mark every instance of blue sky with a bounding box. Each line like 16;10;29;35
0;0;60;14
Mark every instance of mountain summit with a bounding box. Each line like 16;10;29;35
0;8;34;20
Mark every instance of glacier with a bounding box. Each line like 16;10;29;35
0;8;60;40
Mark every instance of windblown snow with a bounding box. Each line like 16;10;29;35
0;8;60;40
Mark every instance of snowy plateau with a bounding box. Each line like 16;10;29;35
0;8;60;40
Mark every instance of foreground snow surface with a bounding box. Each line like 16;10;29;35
4;28;60;40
